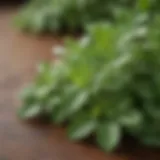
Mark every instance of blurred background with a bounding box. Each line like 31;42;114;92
0;0;24;5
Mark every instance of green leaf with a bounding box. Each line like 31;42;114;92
53;91;89;123
69;91;89;111
18;104;42;119
68;118;97;141
96;122;121;151
46;96;61;112
35;86;51;100
118;110;143;128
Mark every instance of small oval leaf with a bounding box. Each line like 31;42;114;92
68;118;97;141
96;122;121;151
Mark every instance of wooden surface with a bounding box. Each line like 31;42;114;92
0;8;160;160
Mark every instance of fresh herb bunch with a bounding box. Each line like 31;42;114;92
14;0;136;33
19;9;160;150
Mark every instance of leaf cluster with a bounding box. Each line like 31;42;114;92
14;0;136;33
19;10;160;150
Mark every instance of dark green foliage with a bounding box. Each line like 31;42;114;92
14;0;136;33
14;0;160;34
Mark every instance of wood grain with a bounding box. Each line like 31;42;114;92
0;8;160;160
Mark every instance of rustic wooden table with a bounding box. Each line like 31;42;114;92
0;7;160;160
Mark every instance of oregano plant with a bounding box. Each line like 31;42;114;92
19;10;160;150
18;0;160;152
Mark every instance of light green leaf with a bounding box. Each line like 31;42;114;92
46;96;61;112
118;110;143;128
19;104;42;119
68;118;97;141
53;91;89;123
69;90;89;111
96;122;121;151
